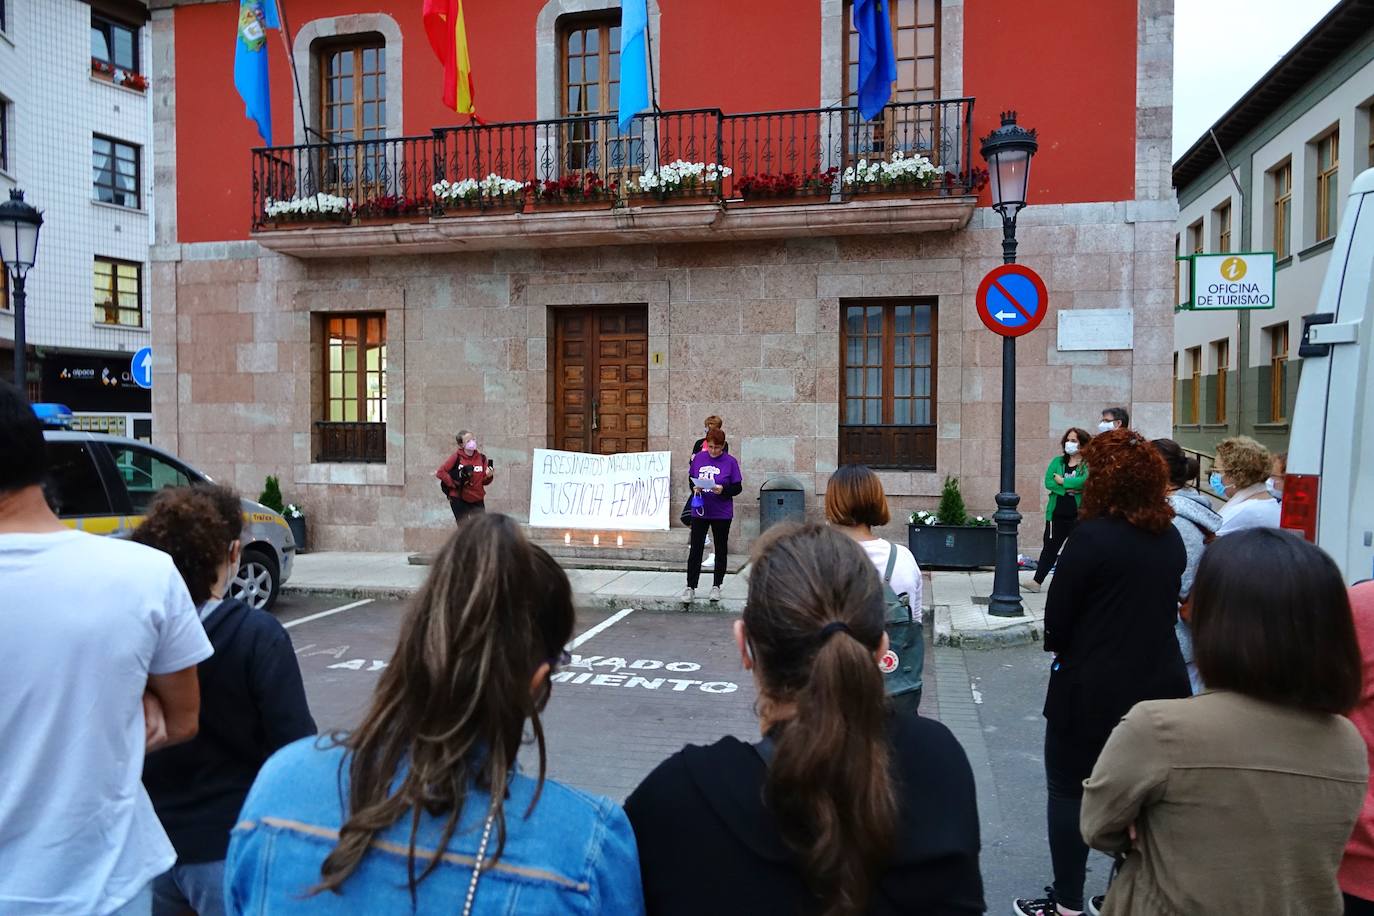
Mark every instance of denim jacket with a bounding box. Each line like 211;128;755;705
226;738;645;915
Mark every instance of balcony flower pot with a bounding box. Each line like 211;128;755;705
908;523;996;569
526;193;618;212
733;169;838;207
629;189;720;207
435;195;525;217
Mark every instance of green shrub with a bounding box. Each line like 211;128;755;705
936;476;968;527
259;475;285;514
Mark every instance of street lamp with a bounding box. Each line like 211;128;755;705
0;189;43;391
980;111;1038;618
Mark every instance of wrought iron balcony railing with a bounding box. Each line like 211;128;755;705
314;421;386;464
251;99;977;229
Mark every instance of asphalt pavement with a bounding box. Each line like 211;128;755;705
272;592;1104;911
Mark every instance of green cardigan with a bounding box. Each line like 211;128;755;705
1043;454;1089;520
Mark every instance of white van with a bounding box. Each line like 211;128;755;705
1282;166;1374;584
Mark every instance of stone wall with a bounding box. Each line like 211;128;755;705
153;205;1175;554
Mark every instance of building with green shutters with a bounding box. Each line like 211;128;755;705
1172;0;1374;458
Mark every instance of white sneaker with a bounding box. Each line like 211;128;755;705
709;586;721;602
703;553;715;567
704;534;713;548
680;587;695;603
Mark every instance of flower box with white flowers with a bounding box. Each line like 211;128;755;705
262;193;354;227
907;477;997;570
842;151;945;200
432;174;527;216
629;160;730;205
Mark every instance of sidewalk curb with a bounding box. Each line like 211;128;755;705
284;584;745;615
933;603;1042;649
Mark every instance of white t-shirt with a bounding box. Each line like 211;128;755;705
0;530;213;915
859;538;923;623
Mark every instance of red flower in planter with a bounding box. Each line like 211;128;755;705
120;71;149;91
738;167;839;200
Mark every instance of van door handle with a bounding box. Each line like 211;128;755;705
591;399;599;431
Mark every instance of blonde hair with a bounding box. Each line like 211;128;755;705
1216;436;1271;489
703;415;723;431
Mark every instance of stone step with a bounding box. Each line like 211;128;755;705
408;526;750;574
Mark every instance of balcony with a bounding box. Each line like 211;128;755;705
314;421;386;463
251;100;981;257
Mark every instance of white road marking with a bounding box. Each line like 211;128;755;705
567;607;637;650
283;598;374;630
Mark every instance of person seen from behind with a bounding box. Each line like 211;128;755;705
628;523;984;915
225;514;643;914
681;428;742;604
824;464;925;714
436;428;494;526
1152;438;1222;695
1015;428;1191;916
1211;435;1280;535
1098;407;1128;433
135;485;316;916
1082;529;1366;915
0;380;212;916
1026;428;1092;593
1342;581;1374;915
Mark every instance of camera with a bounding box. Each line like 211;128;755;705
455;463;475;486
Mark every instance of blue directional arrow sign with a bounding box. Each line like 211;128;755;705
131;346;153;389
975;264;1049;338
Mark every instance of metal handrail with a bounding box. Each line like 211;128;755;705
250;99;978;227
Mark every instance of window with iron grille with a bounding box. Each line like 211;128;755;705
842;0;940;161
558;14;641;179
839;300;937;470
93;135;140;208
318;314;387;463
317;38;387;191
91;12;139;73
1315;129;1339;243
94;258;142;327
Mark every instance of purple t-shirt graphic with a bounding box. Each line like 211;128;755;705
688;450;743;520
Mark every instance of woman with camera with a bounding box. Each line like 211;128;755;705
436;429;495;526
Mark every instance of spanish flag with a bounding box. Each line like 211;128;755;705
423;0;476;117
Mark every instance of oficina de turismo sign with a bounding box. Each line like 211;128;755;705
1185;252;1277;311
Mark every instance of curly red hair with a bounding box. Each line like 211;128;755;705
1079;428;1174;534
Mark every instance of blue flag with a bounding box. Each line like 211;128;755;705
854;0;897;121
234;0;280;145
617;0;649;133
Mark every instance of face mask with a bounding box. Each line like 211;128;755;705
1064;441;1079;456
1266;477;1280;500
465;440;477;452
1098;421;1115;433
1208;471;1227;498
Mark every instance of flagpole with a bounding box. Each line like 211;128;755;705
272;0;327;145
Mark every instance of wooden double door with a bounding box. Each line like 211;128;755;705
554;306;649;455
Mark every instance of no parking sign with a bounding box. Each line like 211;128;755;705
975;264;1049;337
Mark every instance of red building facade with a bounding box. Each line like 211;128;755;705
150;0;1174;552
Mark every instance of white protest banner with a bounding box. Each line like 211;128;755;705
528;448;672;531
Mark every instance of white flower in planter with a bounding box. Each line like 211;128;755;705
637;160;730;193
841;151;944;188
264;192;352;218
432;174;525;204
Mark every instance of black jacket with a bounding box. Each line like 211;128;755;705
1042;517;1191;748
624;713;985;915
143;598;316;863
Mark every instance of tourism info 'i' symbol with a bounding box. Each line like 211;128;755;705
1221;256;1247;281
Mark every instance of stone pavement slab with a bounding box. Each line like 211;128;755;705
931;569;1048;648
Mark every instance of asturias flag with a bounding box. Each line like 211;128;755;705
423;0;477;116
233;0;279;145
854;0;897;121
617;0;649;133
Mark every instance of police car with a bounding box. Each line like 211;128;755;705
37;405;295;609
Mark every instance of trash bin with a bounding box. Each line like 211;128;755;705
758;476;806;534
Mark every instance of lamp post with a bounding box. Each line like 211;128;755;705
0;189;43;392
980;111;1038;618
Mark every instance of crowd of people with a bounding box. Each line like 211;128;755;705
4;374;1374;916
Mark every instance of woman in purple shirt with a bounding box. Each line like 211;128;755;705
681;429;743;605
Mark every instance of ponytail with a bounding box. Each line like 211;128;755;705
744;524;898;916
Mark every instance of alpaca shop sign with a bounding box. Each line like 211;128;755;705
1190;254;1276;310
